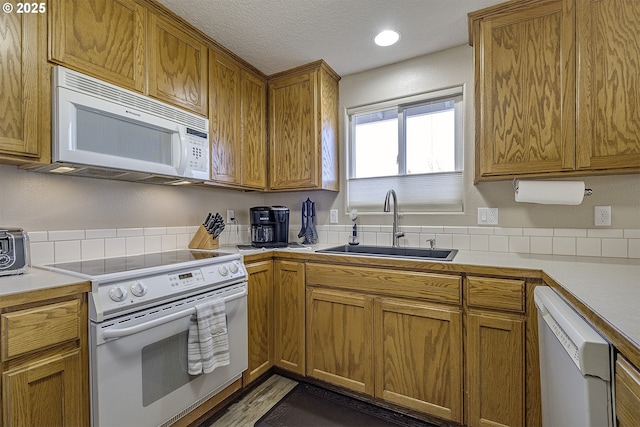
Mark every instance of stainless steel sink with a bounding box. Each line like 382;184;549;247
316;245;458;261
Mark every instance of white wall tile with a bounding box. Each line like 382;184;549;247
166;226;188;234
444;226;468;234
554;228;587;238
531;237;552;254
27;231;48;242
624;229;640;239
553;237;576;255
403;232;420;247
509;236;530;253
524;228;554;237
468;227;494;235
82;239;105;260
362;232;377;245
86;229;117;239
470;235;489;251
436;234;453;248
602;238;627;258
628;239;640;259
105;238;126;257
327;231;340;244
117;228;144;237
144;236;162;253
54;240;81;262
161;234;177;251
30;242;54;265
452;234;470;250
376;232;392;246
126;236;145;255
421;226;444;233
144;227;167;236
489;235;509;252
49;230;85;241
495;227;523;236
587;229;624;238
577;238;601;257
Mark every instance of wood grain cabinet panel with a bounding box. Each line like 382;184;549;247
374;298;463;423
209;49;267;189
615;356;640;427
306;288;374;395
147;11;208;115
466;276;525;313
576;0;640;170
0;10;45;160
268;61;339;191
2;349;84;427
243;261;274;386
470;0;640;180
273;260;305;375
49;0;145;92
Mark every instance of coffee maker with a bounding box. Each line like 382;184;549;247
250;206;289;248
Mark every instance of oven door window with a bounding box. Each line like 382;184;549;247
141;330;197;407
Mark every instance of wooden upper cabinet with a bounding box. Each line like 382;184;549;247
49;0;146;93
209;49;267;189
470;0;640;181
268;61;340;191
0;11;42;159
471;0;575;180
576;0;640;171
147;11;208;116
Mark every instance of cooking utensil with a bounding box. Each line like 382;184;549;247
309;201;318;243
298;201;307;238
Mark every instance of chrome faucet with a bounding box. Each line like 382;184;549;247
383;189;404;247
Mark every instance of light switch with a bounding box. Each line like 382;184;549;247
478;207;498;225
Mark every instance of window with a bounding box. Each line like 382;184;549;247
347;86;464;212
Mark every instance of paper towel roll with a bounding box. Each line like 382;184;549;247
515;180;585;205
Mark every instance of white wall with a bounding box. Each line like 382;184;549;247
332;45;640;229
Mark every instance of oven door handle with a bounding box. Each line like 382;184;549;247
101;288;247;339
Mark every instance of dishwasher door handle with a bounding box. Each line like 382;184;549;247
102;288;247;339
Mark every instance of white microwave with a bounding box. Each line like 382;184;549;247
51;66;209;182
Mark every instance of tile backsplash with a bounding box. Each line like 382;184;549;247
28;224;640;265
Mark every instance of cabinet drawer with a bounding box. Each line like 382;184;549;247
307;263;462;304
2;300;81;360
466;276;525;313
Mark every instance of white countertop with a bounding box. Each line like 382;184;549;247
2;246;638;351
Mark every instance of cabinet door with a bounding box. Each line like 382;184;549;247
306;287;374;395
147;12;208;115
615;356;640;427
49;0;145;92
2;349;85;427
209;50;241;184
269;71;318;190
240;71;267;189
243;261;274;385
374;298;463;423
576;0;640;171
273;260;305;374
475;0;575;179
0;11;40;157
466;312;525;427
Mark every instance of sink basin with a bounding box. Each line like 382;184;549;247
316;245;457;261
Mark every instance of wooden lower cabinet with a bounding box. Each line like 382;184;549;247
273;260;305;374
615;356;640;427
1;288;89;427
375;298;463;423
243;260;274;386
2;349;84;426
306;287;374;395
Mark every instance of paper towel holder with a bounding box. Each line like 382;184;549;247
512;179;593;196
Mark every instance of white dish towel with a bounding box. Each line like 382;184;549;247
187;298;230;375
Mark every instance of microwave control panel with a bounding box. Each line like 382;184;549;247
186;128;209;174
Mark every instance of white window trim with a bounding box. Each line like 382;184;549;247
346;85;465;215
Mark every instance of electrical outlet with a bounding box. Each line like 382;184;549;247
329;209;339;224
594;206;611;226
478;207;498;225
226;209;235;223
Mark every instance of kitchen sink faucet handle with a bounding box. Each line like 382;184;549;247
426;239;436;249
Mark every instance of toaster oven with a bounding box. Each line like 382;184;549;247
0;228;30;276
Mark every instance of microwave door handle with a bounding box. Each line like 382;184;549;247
175;127;189;175
102;287;247;339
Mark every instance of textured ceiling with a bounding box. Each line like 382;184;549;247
156;0;504;77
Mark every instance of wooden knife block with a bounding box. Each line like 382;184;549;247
188;225;219;250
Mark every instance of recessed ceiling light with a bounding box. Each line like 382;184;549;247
374;30;400;47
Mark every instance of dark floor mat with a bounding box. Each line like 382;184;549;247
254;382;438;427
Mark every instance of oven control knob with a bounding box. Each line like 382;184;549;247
109;285;128;302
229;262;239;274
130;281;148;297
218;265;229;276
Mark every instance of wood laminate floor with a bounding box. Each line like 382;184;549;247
207;375;298;427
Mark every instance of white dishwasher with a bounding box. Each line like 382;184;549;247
534;287;614;427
